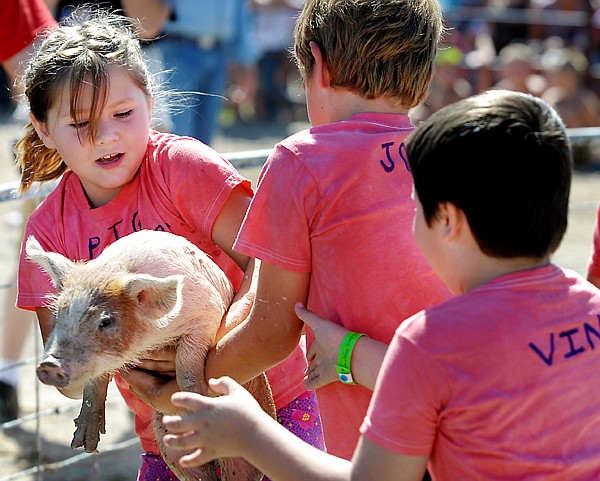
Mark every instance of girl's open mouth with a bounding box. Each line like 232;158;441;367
97;153;122;165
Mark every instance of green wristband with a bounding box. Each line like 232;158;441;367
336;331;365;385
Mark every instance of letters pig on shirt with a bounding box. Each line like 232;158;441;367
26;229;275;481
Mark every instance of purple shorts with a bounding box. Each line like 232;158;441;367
137;390;325;481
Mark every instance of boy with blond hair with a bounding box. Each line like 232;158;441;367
124;0;450;461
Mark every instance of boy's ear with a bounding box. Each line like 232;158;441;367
29;113;56;149
438;201;468;241
309;41;331;89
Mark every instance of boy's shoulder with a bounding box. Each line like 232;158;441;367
278;112;414;153
407;265;600;335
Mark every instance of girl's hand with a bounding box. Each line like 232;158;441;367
119;346;183;414
162;376;266;468
295;303;350;390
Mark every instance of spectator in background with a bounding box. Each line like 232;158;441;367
0;0;57;424
540;45;600;166
45;0;171;40
493;41;545;95
152;0;260;146
251;0;303;123
410;45;472;124
529;0;591;52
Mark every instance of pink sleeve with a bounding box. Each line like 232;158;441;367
360;317;448;456
0;0;56;61
587;206;600;279
157;136;252;240
17;219;60;309
234;145;316;272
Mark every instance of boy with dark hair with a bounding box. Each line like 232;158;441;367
160;90;600;480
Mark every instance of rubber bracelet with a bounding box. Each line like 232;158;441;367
336;331;365;385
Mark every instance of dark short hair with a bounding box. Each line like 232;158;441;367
406;89;572;258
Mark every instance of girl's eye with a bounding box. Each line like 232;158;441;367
70;120;89;129
115;109;133;119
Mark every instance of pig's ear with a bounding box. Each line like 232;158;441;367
122;274;183;328
25;236;75;291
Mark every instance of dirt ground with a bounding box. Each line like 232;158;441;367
1;117;600;481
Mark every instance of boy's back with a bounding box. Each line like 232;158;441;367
236;112;450;457
365;263;600;479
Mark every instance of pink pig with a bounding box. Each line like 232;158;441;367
26;229;275;481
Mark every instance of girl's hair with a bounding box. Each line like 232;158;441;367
15;10;154;193
293;0;443;109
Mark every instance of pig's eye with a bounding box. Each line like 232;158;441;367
98;312;114;329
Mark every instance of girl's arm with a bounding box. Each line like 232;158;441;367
162;376;428;481
297;305;388;390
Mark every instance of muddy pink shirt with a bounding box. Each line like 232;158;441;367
234;112;451;459
17;130;308;453
362;265;600;480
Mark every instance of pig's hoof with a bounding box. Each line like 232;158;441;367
71;416;102;452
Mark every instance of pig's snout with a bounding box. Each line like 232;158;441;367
37;355;70;388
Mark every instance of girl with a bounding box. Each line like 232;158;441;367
15;12;323;481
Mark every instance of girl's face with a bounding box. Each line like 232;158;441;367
31;65;152;208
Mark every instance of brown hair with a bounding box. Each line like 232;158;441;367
15;10;154;193
293;0;443;109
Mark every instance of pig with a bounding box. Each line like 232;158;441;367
26;229;276;481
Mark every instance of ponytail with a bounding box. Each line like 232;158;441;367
15;123;67;194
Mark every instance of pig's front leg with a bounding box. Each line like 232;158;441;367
71;375;110;452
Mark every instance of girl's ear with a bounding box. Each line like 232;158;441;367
29;113;56;149
309;41;331;89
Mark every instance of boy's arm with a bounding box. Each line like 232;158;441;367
163;376;350;481
162;376;428;481
204;262;309;385
297;305;388;390
351;436;428;481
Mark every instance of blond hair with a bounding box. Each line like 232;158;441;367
15;11;154;193
293;0;443;109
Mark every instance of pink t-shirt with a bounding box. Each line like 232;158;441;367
362;265;600;480
17;130;308;453
234;112;451;459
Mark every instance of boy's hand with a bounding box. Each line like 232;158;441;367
119;346;183;414
162;377;264;468
295;303;349;390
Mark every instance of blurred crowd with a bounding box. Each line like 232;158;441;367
2;0;600;163
412;0;600;166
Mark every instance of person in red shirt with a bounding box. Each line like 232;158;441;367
0;0;57;80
